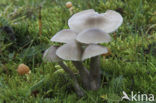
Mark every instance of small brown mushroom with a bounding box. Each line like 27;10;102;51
66;1;72;8
17;64;30;75
66;2;74;15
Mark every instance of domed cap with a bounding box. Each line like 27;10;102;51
17;64;30;75
76;28;111;44
82;44;108;61
66;1;72;8
51;29;77;43
56;41;82;61
43;46;61;62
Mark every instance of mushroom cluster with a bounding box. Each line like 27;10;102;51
43;9;123;97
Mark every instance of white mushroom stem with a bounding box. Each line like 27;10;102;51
58;61;84;97
90;56;101;90
72;61;91;89
69;7;73;15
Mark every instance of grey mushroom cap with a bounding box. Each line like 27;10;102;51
82;44;108;61
68;9;98;33
56;41;82;61
76;28;112;44
43;46;62;62
100;10;123;33
51;29;77;43
68;9;123;33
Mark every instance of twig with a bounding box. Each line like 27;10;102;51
38;6;42;36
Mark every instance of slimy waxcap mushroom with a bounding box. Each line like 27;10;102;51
43;46;62;62
82;44;108;61
68;9;123;33
68;9;98;33
76;28;112;44
100;10;123;33
56;41;82;61
51;29;77;43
